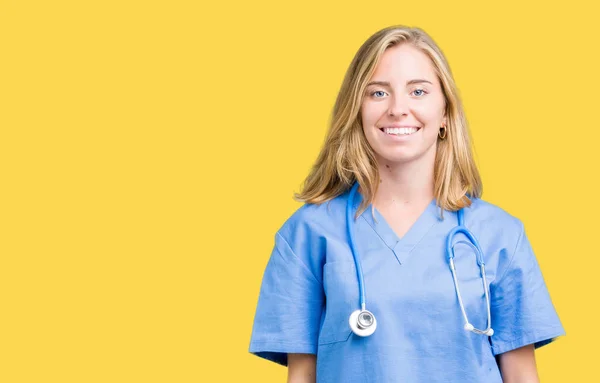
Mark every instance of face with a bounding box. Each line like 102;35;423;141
360;43;447;166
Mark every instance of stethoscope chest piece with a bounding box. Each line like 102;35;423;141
349;309;377;337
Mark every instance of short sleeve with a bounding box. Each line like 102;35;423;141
489;221;565;355
248;231;325;366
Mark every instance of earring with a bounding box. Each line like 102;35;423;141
439;125;447;139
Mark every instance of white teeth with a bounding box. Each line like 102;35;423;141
383;127;419;135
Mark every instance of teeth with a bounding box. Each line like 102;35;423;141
383;127;418;135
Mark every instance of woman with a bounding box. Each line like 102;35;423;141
249;25;564;382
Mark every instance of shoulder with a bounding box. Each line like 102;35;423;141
277;192;348;241
269;193;349;281
462;198;525;246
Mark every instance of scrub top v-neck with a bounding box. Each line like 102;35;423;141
249;188;565;383
357;194;440;265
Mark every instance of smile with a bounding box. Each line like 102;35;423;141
379;127;421;136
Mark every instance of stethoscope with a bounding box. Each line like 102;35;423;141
346;181;494;337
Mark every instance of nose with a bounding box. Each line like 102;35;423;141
388;94;409;117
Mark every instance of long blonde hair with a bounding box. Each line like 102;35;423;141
294;25;482;219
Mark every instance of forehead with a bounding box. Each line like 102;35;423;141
370;44;438;83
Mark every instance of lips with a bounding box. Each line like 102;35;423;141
379;125;421;130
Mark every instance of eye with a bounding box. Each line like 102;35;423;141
411;88;427;97
371;90;387;98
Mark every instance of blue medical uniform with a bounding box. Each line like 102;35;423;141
249;188;565;382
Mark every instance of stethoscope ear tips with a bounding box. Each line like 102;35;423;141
349;309;377;337
464;323;494;336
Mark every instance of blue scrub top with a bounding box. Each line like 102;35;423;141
249;188;565;382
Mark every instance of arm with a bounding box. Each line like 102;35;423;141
287;353;317;383
496;344;539;383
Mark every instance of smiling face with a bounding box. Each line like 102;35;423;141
361;43;447;166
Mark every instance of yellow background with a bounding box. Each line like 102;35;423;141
1;0;597;381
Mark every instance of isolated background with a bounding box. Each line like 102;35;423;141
1;0;597;381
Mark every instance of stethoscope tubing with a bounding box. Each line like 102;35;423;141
346;182;366;311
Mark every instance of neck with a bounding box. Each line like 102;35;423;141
374;156;435;209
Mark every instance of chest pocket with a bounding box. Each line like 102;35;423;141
318;261;356;345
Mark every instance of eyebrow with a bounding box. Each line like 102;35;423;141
366;79;433;86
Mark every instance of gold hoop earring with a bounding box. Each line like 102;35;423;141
439;126;447;140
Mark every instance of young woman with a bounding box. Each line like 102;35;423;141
249;25;564;382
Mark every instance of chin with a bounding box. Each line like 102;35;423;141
378;152;419;164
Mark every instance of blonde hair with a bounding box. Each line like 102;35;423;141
294;25;482;219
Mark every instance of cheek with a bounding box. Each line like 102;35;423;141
361;102;385;127
412;103;445;125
